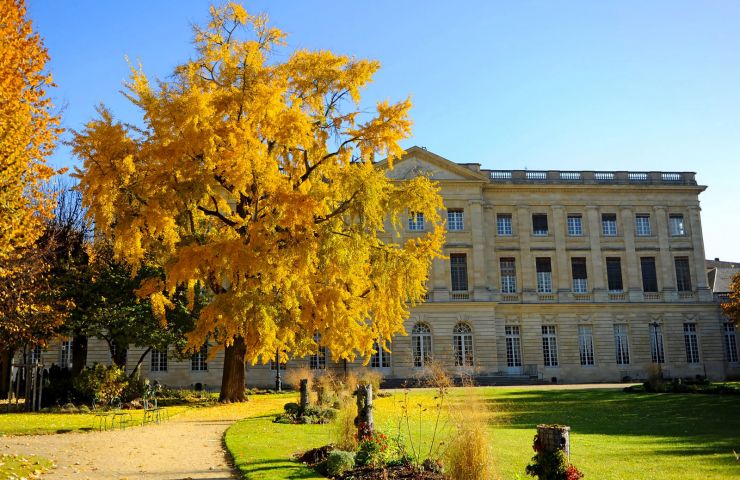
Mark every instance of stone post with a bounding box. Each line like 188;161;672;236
536;424;570;459
354;384;374;440
299;379;309;411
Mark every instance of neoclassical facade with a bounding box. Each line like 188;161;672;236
24;147;740;388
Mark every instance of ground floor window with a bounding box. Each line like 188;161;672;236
412;323;432;367
614;324;630;365
649;324;665;364
541;325;558;367
151;349;168;372
310;333;327;370
60;339;72;368
505;325;522;368
684;323;700;364
453;323;474;367
371;340;391;368
724;323;739;363
578;325;594;366
191;344;208;371
30;345;42;365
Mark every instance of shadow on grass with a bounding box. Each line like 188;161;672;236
486;388;740;469
243;458;320;479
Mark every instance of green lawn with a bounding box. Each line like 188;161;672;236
0;405;191;435
0;454;53;478
225;386;740;480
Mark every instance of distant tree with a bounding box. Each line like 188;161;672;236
0;0;62;397
72;3;444;402
722;272;740;327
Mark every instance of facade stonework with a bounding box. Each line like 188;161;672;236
20;147;740;387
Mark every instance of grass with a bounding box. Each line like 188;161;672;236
0;454;53;478
0;405;192;435
225;386;740;480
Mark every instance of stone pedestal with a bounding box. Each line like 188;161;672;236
537;424;570;459
299;379;309;411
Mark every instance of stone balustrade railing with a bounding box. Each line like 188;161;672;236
486;170;697;185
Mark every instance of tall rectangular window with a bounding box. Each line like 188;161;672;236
635;214;652;236
532;214;548;236
578;325;595;366
447;209;464;231
60;339;72;369
542;325;558;367
408;211;425;231
669;214;685;236
567;214;583;236
674;257;692;292
536;258;553;293
602;213;618;236
505;326;522;367
724;323;739;363
371;340;391;368
151;349;168;372
191;344;208;371
684;323;700;364
30;346;42;364
450;253;468;292
614;324;630;365
496;214;513;236
640;257;658;292
571;257;588;293
310;333;327;370
500;258;517;293
606;257;624;292
649;324;665;364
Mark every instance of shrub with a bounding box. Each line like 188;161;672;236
284;402;301;415
42;365;75;407
325;450;355;477
302;405;338;424
445;388;495;480
332;401;358;451
314;373;338;406
74;364;128;405
122;374;148;401
355;431;390;468
525;435;583;480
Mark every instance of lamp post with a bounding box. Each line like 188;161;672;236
650;321;663;379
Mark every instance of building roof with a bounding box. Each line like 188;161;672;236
706;259;740;294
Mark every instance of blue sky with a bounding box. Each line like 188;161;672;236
28;0;740;260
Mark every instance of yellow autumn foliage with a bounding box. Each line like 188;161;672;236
72;2;444;364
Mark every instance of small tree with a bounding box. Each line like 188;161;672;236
721;272;740;327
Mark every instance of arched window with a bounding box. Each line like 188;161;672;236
453;323;474;366
412;323;432;367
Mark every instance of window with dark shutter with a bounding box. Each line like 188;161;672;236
450;253;468;292
606;257;623;292
532;214;548;235
674;257;692;292
640;257;658;292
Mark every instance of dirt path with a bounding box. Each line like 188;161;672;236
0;403;260;480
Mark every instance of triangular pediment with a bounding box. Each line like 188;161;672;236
378;146;489;182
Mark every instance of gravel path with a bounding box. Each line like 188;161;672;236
1;405;253;480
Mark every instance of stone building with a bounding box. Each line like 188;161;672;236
21;147;740;388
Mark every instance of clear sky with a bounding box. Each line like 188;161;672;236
28;0;740;261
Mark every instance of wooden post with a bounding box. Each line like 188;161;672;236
299;379;309;411
536;424;570;459
354;384;374;440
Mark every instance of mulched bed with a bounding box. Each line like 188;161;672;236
297;446;445;480
336;464;445;479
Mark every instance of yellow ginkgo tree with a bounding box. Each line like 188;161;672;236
72;2;444;401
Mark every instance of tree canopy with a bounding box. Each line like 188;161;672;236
722;272;740;327
72;2;444;394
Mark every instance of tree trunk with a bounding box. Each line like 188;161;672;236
0;349;12;398
219;336;246;403
71;334;88;375
129;347;152;379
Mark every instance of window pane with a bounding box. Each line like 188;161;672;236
567;215;583;236
578;325;594;366
649;324;665;364
408;211;425;231
670;214;685;236
450;253;468;291
614;324;630;365
684;323;700;363
505;326;522;367
500;258;517;293
536;258;552;293
674;257;692;292
606;257;623;292
447;209;464;231
602;214;617;236
532;214;548;235
497;214;512;235
541;325;558;367
724;323;739;363
640;257;658;292
635;214;652;236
